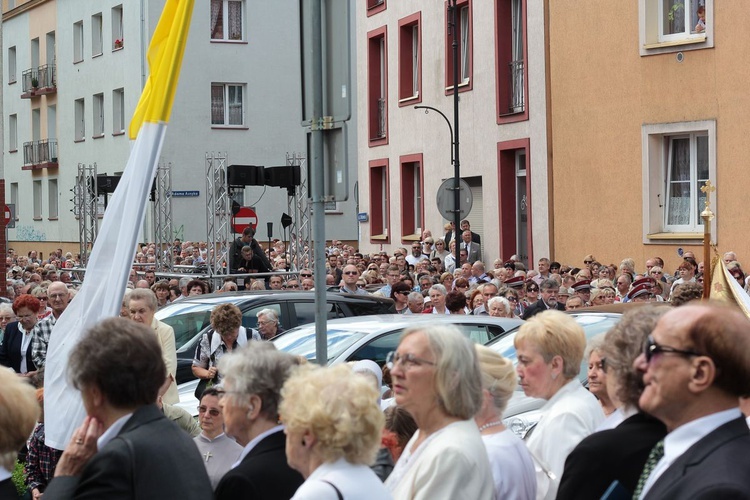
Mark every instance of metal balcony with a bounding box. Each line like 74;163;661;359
21;63;56;98
22;139;58;170
377;97;387;138
507;59;525;114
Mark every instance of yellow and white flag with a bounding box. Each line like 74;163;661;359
44;0;195;449
708;256;750;318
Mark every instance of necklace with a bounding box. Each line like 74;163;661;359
478;420;503;432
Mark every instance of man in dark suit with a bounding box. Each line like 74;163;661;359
522;279;564;319
44;318;213;499
633;304;750;499
459;230;482;264
460;219;481;244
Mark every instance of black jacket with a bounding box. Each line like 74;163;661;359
230;238;272;274
0;321;36;373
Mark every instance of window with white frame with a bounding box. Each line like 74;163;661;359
33;180;42;219
113;88;125;133
211;83;244;126
642;120;716;238
9;114;17;152
640;0;710;55
660;0;705;41
112;5;124;49
8;46;16;83
75;98;85;141
92;13;103;56
210;0;244;41
445;0;472;90
74;21;84;62
93;93;104;137
48;179;58;218
10;183;18;218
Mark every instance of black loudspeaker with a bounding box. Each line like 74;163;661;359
264;165;301;189
96;175;121;194
227;164;265;187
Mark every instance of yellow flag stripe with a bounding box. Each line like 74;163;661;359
129;0;194;139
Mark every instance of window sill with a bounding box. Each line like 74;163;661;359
210;39;247;44
324;211;344;215
644;34;706;50
74;59;83;65
646;232;703;241
93;52;103;59
112;46;124;52
445;80;472;94
112;131;125;136
74;138;85;143
211;125;248;130
366;1;386;17
401;234;420;242
33;217;42;221
93;134;105;139
368;135;389;148
47;217;58;221
8;80;16;85
398;93;421;107
9;149;17;153
371;234;388;241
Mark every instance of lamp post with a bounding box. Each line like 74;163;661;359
414;0;461;266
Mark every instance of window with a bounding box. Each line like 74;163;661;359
73;21;84;62
369;159;390;241
210;0;244;41
93;93;104;137
92;13;103;56
367;27;388;146
48;179;58;218
400;154;423;239
446;0;472;92
211;83;244;126
366;0;386;17
398;13;421;105
10;183;18;218
8;46;16;83
495;0;527;120
75;98;85;141
113;88;125;133
642;120;716;239
33;180;42;219
9;114;17;152
112;5;124;49
640;0;711;55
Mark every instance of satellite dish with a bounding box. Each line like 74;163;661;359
436;178;473;221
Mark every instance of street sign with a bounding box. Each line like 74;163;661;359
436;178;473;221
232;207;258;234
171;190;199;197
4;204;15;229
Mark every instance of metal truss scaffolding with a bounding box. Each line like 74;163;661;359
286;152;312;270
75;163;98;267
205;152;230;276
152;162;173;272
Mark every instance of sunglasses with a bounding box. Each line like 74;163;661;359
527;287;538;292
197;406;221;417
644;335;702;363
343;271;358;275
300;273;312;277
357;284;367;288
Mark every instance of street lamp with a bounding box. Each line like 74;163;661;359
414;0;461;266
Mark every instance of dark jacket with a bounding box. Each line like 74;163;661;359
521;299;564;320
0;321;36;374
214;429;303;500
44;404;212;500
557;412;667;500
230;238;272;275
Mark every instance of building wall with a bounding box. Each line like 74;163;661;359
548;0;748;273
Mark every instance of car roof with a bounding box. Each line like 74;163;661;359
161;290;395;306
281;314;524;335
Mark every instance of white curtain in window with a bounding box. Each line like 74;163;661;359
228;0;242;40
512;0;523;61
228;85;243;125
460;6;469;81
210;0;223;39
211;84;225;124
667;138;690;225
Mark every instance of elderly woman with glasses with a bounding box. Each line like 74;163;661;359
0;294;41;376
279;363;390;499
256;308;284;340
214;341;304;499
430;239;449;264
514;310;603;500
384;325;493;499
557;306;669;499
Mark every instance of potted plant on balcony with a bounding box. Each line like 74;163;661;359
31;77;39;90
114;38;123;49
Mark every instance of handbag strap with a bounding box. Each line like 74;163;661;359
320;480;343;500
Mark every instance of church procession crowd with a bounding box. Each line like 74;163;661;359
2;219;750;499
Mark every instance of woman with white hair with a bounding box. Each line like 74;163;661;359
487;296;513;318
475;345;536;500
385;325;493;499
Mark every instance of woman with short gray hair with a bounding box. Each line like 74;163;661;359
256;308;283;340
214;341;304;498
487;296;512;318
385;324;493;499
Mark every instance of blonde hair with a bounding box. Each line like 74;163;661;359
514;309;586;380
280;364;383;465
474;345;516;413
0;368;39;469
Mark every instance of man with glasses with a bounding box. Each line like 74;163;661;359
30;281;70;369
339;265;368;295
373;264;401;298
193;387;242;490
632;305;750;499
283;279;300;290
406;242;427;267
522;279;563;319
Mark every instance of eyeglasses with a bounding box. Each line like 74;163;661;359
386;351;435;370
198;406;221;417
343;271;358;275
257;320;276;326
395;290;409;296
38;296;48;300
584;260;593;264
644;335;702;364
300;273;312;278
357;284;367;289
506;296;518;302
49;293;67;299
527;287;538;292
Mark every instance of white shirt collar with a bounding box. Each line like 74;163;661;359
97;412;134;450
211;327;248;353
232;424;285;469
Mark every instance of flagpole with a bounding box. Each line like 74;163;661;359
700;180;715;299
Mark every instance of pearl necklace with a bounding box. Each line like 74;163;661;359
478;420;503;432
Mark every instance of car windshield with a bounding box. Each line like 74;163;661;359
488;314;621;390
273;326;368;362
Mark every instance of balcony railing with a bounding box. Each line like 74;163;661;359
377;97;387;138
21;63;56;97
507;59;525;114
22;139;58;170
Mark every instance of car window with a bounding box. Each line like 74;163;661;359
242;303;282;330
486;325;509;340
273;326;367;362
292;301;346;325
454;324;492;344
348;331;402;365
158;304;215;350
344;300;393;316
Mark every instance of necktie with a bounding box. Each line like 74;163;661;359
632;440;664;499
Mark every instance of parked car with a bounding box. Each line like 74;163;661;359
156;291;395;383
489;303;670;437
176;314;524;416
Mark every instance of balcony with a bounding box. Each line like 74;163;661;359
22;139;58;170
377;97;387;138
506;59;525;114
21;64;57;99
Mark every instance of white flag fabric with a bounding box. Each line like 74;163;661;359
44;0;194;449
